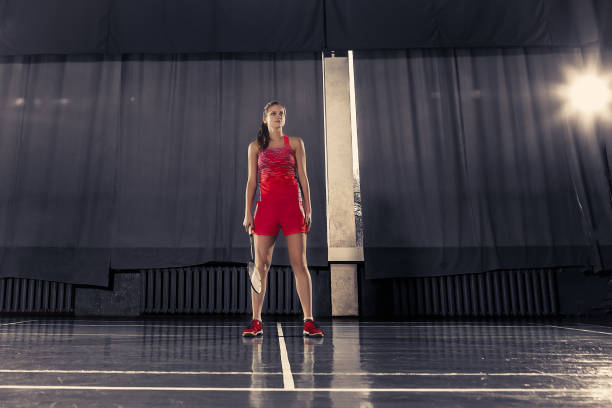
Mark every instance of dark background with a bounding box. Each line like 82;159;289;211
0;1;611;296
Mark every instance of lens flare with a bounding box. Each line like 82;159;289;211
567;73;610;115
557;66;612;127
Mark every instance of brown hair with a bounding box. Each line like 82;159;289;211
257;101;285;150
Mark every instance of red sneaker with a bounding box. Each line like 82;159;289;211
303;319;324;337
242;319;263;337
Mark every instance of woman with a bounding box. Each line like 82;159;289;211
242;101;324;337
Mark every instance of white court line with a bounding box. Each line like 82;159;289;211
0;369;603;377
295;372;609;377
0;332;241;338
0;369;281;375
11;320;246;326
0;320;37;326
276;322;294;390
548;325;612;336
0;385;603;393
280;325;554;328
10;324;248;328
576;323;612;330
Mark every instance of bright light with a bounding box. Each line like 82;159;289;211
558;66;612;126
566;73;610;115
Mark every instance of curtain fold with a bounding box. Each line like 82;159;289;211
0;0;325;55
355;48;611;278
326;0;599;50
111;53;327;270
0;53;326;286
0;55;120;285
0;1;603;55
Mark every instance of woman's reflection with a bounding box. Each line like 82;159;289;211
243;337;265;408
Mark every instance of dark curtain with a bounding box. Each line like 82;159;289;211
0;1;602;55
326;0;599;50
355;47;612;279
595;0;612;51
0;55;119;286
0;53;326;286
0;0;325;55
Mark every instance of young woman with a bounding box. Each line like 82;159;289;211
242;101;323;337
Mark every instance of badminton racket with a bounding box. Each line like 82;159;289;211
248;227;262;293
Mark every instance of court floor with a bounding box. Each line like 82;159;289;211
0;317;610;407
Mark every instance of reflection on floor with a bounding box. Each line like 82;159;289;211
0;317;610;407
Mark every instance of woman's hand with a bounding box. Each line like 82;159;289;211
243;213;254;234
304;210;312;232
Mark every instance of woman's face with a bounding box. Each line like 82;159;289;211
264;104;286;130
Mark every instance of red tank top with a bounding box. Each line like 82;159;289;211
257;135;301;202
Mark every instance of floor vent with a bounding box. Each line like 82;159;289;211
392;268;559;317
0;278;73;313
141;265;302;315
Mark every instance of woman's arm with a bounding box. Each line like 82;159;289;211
243;142;258;233
293;137;312;231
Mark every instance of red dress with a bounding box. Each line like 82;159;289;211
252;135;308;236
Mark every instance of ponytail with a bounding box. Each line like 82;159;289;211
257;122;270;150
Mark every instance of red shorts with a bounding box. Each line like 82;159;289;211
252;198;308;236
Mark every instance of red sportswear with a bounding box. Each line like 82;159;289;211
252;135;308;236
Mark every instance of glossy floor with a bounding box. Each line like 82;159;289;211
0;317;610;407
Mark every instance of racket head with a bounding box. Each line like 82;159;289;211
248;260;262;293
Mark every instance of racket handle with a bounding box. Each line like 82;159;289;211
249;228;255;261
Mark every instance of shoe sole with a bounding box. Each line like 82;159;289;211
242;331;263;337
303;331;324;337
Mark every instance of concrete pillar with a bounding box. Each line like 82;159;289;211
324;54;362;316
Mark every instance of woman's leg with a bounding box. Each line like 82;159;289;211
251;234;276;321
286;232;312;319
